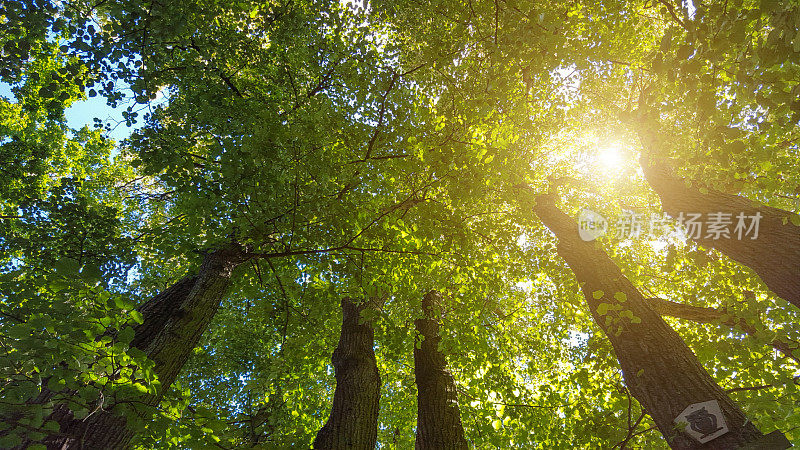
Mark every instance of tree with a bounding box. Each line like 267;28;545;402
414;291;468;449
8;243;250;449
313;297;381;450
617;1;800;311
532;191;763;449
3;0;800;447
628;111;800;310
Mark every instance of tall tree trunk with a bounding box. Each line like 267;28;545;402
631;112;800;310
313;297;380;450
414;291;468;450
33;243;250;450
533;194;762;449
644;297;799;364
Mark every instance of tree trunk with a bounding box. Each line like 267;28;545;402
645;297;799;364
414;291;468;450
631;113;800;310
35;243;250;450
313;297;380;450
533;194;762;449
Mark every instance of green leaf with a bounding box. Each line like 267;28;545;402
8;323;32;339
81;264;103;282
129;310;144;324
676;44;692;59
118;326;135;344
114;296;134;310
592;290;604;299
47;377;65;391
54;258;80;275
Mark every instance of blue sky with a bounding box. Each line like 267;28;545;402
0;81;135;141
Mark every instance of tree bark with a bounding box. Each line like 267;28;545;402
645;297;800;364
33;243;250;450
313;297;380;450
533;194;762;449
631;113;800;310
414;291;468;450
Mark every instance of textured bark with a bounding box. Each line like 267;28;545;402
534;194;762;449
414;291;468;450
313;298;380;450
646;297;800;364
632;114;800;310
645;297;729;323
32;243;249;450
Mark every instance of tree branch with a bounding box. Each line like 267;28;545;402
646;297;800;364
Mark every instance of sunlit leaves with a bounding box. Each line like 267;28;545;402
3;0;800;447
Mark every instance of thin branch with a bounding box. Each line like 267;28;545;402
363;70;401;161
657;0;690;32
725;384;773;394
646;297;800;364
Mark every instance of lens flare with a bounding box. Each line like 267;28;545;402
597;145;623;171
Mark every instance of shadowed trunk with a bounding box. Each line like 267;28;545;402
533;194;762;449
414;290;468;450
313;297;380;450
631;113;800;310
645;297;799;364
28;243;250;450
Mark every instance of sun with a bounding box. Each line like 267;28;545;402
597;145;623;171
